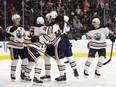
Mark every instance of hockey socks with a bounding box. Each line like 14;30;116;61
67;57;79;77
24;62;35;81
34;58;43;80
84;57;94;76
55;59;66;81
21;58;28;73
95;56;104;77
11;59;18;81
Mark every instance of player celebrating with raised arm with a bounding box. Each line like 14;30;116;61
82;18;115;78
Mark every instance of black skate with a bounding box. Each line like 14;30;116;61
73;69;79;78
55;74;66;83
24;76;32;81
20;71;26;81
40;75;51;81
95;70;101;78
10;74;16;82
83;70;89;77
33;77;43;86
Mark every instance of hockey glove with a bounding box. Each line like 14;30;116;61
9;36;15;41
109;35;116;43
31;36;40;42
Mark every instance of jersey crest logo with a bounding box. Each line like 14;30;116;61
16;30;22;38
93;33;101;40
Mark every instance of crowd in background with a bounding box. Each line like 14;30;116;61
0;0;116;40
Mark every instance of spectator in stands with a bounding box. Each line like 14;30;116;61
7;3;17;25
97;0;104;17
112;14;116;33
24;3;31;27
83;0;90;12
47;0;55;7
104;0;110;10
7;3;16;15
0;26;5;41
92;11;99;19
105;16;112;26
0;8;4;27
90;0;98;12
80;25;88;35
112;0;116;13
75;6;82;16
72;15;83;30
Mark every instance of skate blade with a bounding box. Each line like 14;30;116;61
33;82;43;86
41;79;51;82
94;75;100;78
55;80;67;84
11;79;15;82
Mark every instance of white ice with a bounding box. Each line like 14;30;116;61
0;57;116;87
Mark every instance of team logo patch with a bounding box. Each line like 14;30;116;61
93;33;101;40
16;30;22;38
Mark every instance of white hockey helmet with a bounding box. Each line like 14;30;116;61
45;13;50;20
50;11;58;19
92;18;100;24
64;15;69;22
12;14;21;21
36;17;45;24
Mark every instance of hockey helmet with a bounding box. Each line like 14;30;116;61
12;14;21;21
64;15;69;22
36;17;45;24
92;18;100;24
55;15;64;23
50;11;58;19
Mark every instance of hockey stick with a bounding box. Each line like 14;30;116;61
103;42;114;65
26;44;56;58
27;44;69;63
37;49;56;58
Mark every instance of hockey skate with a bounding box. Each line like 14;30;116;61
40;75;51;82
33;77;43;86
23;76;32;82
83;70;89;78
20;71;26;82
95;70;101;78
55;74;66;84
10;74;16;82
73;69;79;78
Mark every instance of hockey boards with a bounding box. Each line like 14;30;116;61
103;42;114;65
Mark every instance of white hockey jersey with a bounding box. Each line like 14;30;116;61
85;27;112;49
30;25;61;46
6;26;25;49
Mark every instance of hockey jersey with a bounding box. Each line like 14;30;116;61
85;27;112;49
6;26;25;49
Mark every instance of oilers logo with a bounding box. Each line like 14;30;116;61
93;33;101;40
16;30;22;38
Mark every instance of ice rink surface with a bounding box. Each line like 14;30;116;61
0;57;116;87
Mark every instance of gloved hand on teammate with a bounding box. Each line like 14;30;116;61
31;36;40;42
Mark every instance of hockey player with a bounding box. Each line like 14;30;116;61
22;17;49;85
82;18;115;77
54;15;79;82
23;31;43;85
40;11;58;81
6;14;28;81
